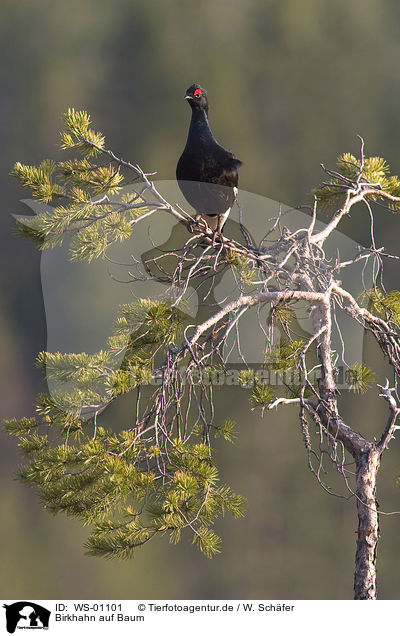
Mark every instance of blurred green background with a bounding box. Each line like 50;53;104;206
2;0;400;599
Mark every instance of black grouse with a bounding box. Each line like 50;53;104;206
176;83;242;239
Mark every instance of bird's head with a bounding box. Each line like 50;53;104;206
184;84;208;112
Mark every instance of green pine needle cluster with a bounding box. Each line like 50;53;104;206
238;369;274;408
5;415;245;559
270;301;296;327
225;250;257;285
215;419;237;443
104;368;152;397
345;362;375;394
61;108;105;156
365;288;400;326
37;350;110;383
266;339;305;373
249;383;274;408
111;298;187;367
11;160;65;204
313;152;400;212
238;368;258;387
11;109;152;259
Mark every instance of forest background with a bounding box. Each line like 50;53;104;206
2;0;400;599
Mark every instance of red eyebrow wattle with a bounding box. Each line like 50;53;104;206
194;88;202;96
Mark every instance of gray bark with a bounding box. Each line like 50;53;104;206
353;448;380;600
316;390;381;600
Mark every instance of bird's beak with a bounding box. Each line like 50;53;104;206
184;95;193;100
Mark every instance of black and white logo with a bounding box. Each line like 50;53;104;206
3;602;50;633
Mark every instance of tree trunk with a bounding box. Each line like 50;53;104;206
353;447;380;599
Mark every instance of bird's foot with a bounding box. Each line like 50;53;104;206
189;214;204;234
211;229;224;247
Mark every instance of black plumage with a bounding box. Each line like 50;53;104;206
176;83;242;235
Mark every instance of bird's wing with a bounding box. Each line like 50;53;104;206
203;148;242;187
177;145;242;216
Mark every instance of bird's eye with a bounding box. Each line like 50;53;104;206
193;89;202;97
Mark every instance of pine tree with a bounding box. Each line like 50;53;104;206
6;111;400;598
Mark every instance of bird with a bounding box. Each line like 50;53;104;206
176;83;242;242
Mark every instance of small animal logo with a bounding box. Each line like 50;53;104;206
3;602;50;634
